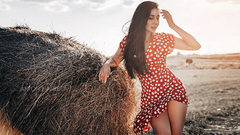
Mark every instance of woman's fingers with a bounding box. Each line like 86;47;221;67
103;71;109;83
160;9;175;28
99;66;110;83
160;9;170;18
99;69;103;82
99;69;104;82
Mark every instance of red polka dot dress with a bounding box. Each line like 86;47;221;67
119;32;189;134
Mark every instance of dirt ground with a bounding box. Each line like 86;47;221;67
143;53;240;135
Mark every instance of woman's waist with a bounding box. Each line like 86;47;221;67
138;68;175;83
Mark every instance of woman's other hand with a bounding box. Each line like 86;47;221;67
98;44;123;83
99;63;111;83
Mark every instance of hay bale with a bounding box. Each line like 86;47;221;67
0;26;137;134
0;109;23;135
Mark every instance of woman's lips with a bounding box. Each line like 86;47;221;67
151;27;157;30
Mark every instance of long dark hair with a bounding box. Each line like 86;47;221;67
123;1;158;78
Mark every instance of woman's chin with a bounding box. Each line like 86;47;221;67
146;30;156;35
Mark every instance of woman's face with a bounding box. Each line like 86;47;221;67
145;8;160;34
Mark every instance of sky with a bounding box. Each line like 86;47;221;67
1;0;240;56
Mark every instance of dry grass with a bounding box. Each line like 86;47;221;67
167;54;240;70
0;25;137;134
0;109;23;135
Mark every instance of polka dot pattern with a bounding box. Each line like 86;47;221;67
119;32;189;134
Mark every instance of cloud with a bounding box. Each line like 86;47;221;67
84;0;110;10
208;0;229;3
88;0;107;4
18;0;69;3
81;0;135;10
207;0;240;4
0;1;11;10
232;0;240;4
2;0;14;1
42;2;69;12
121;0;135;6
17;0;108;5
16;0;70;12
2;0;136;12
205;0;240;11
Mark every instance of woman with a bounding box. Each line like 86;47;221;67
99;1;201;135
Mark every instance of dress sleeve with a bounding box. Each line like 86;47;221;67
165;33;175;55
119;35;127;56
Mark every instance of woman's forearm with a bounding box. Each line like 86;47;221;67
161;9;201;50
171;24;201;50
104;57;119;67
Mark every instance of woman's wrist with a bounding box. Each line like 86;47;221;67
103;63;110;67
169;22;177;30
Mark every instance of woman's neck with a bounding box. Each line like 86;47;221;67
145;31;154;44
144;32;154;52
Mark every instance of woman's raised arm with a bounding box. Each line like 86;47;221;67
161;9;201;50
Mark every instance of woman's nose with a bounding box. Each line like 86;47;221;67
153;18;159;24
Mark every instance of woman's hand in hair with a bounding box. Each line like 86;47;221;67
160;9;175;29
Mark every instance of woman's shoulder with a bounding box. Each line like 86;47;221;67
119;35;127;50
154;32;174;40
120;35;128;42
154;32;173;39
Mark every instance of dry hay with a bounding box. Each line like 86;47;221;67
0;26;137;134
0;109;23;135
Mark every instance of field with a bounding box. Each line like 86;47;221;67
0;26;239;134
144;53;240;134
